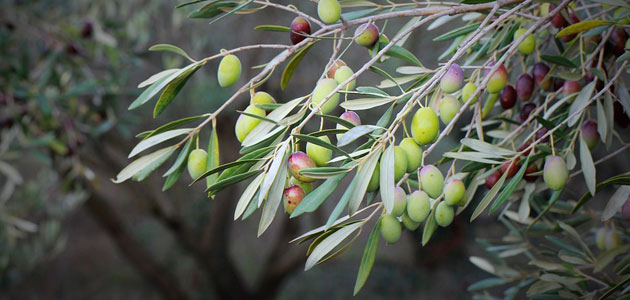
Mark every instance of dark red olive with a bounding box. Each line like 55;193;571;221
290;17;312;45
520;103;537;121
80;21;93;38
549;4;567;29
519;140;532;155
516;74;534;101
524;164;538;182
553;78;565;91
500;85;517;109
500;157;520;178
485;170;503;189
533;63;552;91
609;27;628;57
535;127;549;143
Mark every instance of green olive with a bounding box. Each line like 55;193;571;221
217;54;242;87
380;214;402;244
187;149;208;179
306;136;333;167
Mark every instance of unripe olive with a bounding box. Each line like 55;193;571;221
235;105;265;143
500;157;520;179
283;184;306;214
516;73;534;101
401;212;421;231
484;63;509;93
380;214;402;244
514;28;535;55
311;79;340;114
533;62;552;91
334;66;356;91
399;138;422;173
288;151;317;182
411;107;439;145
368;34;389;58
420;165;444;199
440;64;464;94
485;170;502;189
406;190;430;222
336;111;361;141
354;23;379;47
393;146;408;182
367;162;380;192
327;60;346;78
289;177;313;194
439;95;461;125
443;179;465;206
250;91;276;110
290;17;311;45
604;230;622;250
524;164;538;182
481;92;499;119
435;201;454;227
317;0;341;24
543;156;568;190
187;149;208;179
563;80;582;102
461;82;479;104
581;120;600;150
307;136;333;167
391;187;407;217
499;85;517;109
595;228;607;250
217;54;242;87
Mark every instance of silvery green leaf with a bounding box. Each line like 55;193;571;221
113;146;177;183
379;144;395;214
258;141;289;207
604;94;614;148
461;138;515;156
566;151;576;170
428;14;457;30
339;97;395;111
242;96;305;146
579;135;596;196
234;172;264;220
469;256;496;275
349;151;381;215
596;99;607;143
616;82;630;119
338;125;381;147
305;222;363;270
443;152;503;164
258;153;288;237
128;128;192;158
376;75;420;89
395;66;432;75
138;69;180;88
471;171;507;221
602;186;630;221
568;81;596;127
456;170;484;215
518;183;535;222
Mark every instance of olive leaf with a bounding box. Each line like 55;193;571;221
129;63;200;110
348;150;381;215
556;20;613;37
305;222;364;271
337;125;381;147
325;176;357;230
206;121;220;190
254;25;290;32
138;68;180;88
339;96;396;111
149;44;196;62
128;128;193;158
379;144;395;214
568;81;596;127
113;146;177;183
470;171;508;221
353;217;381;295
601;186;630;221
258;150;288;237
281;42;315;90
579;134;596;196
257;141;289;207
291;173;346;218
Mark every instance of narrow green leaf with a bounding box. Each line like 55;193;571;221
572;174;630;212
293;134;350;158
468;278;510;292
325;176;357;229
461;138;515;157
353;217;381;295
442;152;502;165
129;63;199;110
113;147;177;183
349;151;381;215
254;25;290;32
291;173;344;218
138;69;180;88
153;64;201;118
142;115;204;140
470;171;508;221
305;222;363;270
149;44;195;62
338;125;381;147
188;0;237;18
376;42;423;67
129;128;193;158
489;156;530;214
133;147;176;181
208;0;253;25
206;169;262;194
164;136;195;176
380;144;395;214
257;142;289;206
433;23;479;42
422;207;438;245
568;81;596;127
527;190;562;231
541;54;578;68
339;97;395;111
206;121;220;190
602;186;630;221
281;42;315;90
579;134;596;196
556;20;613;37
176;0;210;8
258;152;288;236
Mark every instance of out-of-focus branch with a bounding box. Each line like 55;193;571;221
82;182;188;300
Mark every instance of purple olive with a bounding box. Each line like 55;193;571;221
288;151;317;182
524;164;538;182
536;127;549;143
581;120;600;149
533;63;552;91
516;73;534;101
290;17;311;45
609;27;628;57
500;85;517;109
485;170;503;189
520;103;537;121
549;4;567;29
440;64;465;93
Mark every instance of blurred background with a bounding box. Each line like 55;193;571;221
2;1;628;299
